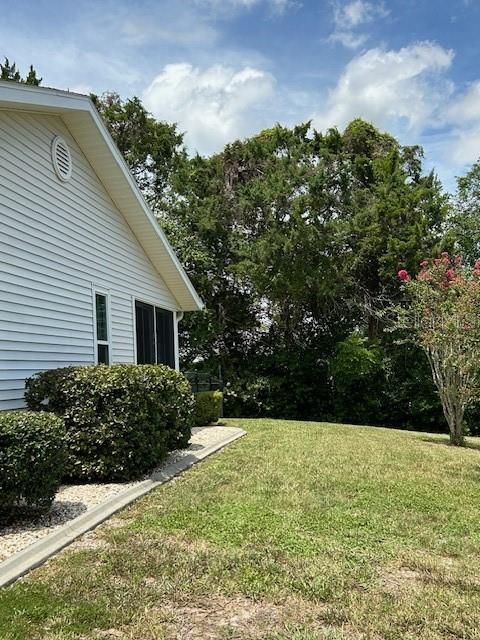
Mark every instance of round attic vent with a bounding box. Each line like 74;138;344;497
51;136;72;182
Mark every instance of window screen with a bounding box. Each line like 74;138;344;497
135;300;174;367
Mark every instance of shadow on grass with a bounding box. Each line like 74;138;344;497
420;437;480;452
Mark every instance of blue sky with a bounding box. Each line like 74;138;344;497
2;0;480;191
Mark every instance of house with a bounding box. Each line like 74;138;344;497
0;81;203;411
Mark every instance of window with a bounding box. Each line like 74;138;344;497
156;307;175;367
135;300;175;368
135;300;155;365
95;292;110;364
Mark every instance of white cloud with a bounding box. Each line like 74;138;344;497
143;63;276;154
442;82;480;165
330;0;389;49
329;31;368;48
313;42;455;133
448;126;480;165
310;40;480;188
447;80;480;124
334;0;387;29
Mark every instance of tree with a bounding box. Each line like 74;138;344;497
339;120;450;336
24;65;42;86
0;58;20;81
161;119;451;422
0;58;41;84
396;254;480;445
90;89;454;428
91;92;184;210
451;160;480;264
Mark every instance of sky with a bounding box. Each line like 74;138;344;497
2;0;480;191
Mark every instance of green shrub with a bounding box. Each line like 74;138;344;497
25;366;78;414
194;390;223;426
26;365;195;482
0;411;65;519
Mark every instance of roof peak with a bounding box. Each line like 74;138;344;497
0;80;203;312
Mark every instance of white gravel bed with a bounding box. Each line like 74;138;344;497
0;426;227;563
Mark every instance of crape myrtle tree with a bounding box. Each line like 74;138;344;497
396;254;480;445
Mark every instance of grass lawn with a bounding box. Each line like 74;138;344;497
2;419;480;639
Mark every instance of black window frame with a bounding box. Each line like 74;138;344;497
134;299;175;368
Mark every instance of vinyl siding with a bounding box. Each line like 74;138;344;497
0;109;179;409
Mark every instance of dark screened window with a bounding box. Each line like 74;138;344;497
135;300;175;367
156;307;175;368
95;293;110;364
96;294;108;341
97;343;109;365
135;301;156;364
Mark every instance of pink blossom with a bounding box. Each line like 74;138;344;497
446;268;456;281
398;269;410;282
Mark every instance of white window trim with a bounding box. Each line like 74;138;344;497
92;286;112;364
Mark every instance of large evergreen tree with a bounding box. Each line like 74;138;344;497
91;92;184;210
159;119;450;422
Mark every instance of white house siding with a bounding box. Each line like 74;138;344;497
0;109;179;410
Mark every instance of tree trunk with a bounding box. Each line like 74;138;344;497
444;402;465;446
448;411;465;446
449;429;465;446
427;349;466;447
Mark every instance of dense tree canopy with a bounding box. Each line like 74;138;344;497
93;92;456;429
143;118;449;425
6;56;479;435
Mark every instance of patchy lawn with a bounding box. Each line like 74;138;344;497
2;419;480;639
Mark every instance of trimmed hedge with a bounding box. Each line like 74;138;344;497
26;364;195;482
25;366;78;414
194;390;223;426
0;411;65;519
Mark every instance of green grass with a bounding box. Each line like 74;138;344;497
2;419;480;639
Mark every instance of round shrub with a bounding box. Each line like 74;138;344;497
0;411;65;520
194;390;223;426
27;364;195;482
25;366;79;414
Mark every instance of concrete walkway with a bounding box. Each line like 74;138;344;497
0;425;245;588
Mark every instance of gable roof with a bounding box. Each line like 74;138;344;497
0;81;203;312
